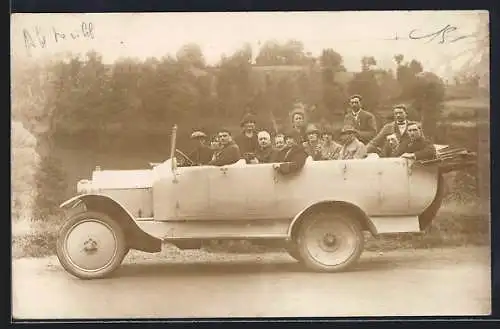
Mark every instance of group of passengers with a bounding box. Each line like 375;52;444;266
187;94;436;175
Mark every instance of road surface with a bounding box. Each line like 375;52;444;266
12;246;491;319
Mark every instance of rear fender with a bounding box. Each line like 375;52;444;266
418;173;446;231
60;194;162;253
287;200;378;241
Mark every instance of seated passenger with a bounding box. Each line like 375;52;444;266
381;133;399;158
208;128;241;166
319;126;342;160
395;123;436;161
273;130;309;175
234;113;259;156
254;130;277;164
338;125;368;160
302;124;323;160
187;130;214;165
274;133;286;151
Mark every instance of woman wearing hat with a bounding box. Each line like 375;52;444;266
319;126;342;160
338;125;368;160
302;124;322;160
234;113;259;159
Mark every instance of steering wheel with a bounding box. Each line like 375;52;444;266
175;149;196;167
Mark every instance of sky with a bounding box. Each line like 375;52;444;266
11;11;489;79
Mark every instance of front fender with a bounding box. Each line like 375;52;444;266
59;194;162;253
60;194;91;209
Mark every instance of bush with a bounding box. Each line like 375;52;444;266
33;154;68;222
11;121;40;222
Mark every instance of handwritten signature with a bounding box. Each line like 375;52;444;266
23;22;95;53
387;24;475;44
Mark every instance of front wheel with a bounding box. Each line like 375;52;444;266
56;211;128;279
296;210;364;272
285;241;303;262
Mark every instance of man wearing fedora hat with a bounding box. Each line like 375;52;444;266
234;113;259;159
343;94;378;144
366;104;419;154
338;125;368;160
273;129;309;175
188;130;214;165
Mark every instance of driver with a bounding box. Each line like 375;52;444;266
188;130;213;165
208;128;241;166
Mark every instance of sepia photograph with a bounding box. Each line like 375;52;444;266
11;10;490;319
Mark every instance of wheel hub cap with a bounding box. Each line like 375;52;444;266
304;218;358;266
64;219;118;272
83;238;99;255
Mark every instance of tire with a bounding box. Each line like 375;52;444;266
56;211;127;280
296;210;364;272
285;242;303;262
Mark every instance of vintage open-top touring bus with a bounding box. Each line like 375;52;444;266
56;125;476;279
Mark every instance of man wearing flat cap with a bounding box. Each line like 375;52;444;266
188;130;214;165
394;122;436;161
343;94;378;144
234;113;259;160
366;104;420;154
338;125;368;160
208;128;241;166
273;129;309;175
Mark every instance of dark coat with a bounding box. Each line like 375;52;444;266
188;144;213;165
367;120;419;153
255;146;278;164
394;137;436;160
234;132;259;156
381;141;399;158
302;142;322;160
288;126;307;145
274;143;309;175
343;109;377;144
208;141;241;166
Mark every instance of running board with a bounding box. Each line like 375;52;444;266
136;219;291;241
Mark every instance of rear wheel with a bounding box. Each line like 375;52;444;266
296;210;364;272
56;211;127;279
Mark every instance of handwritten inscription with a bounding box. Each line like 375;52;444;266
409;24;474;44
385;24;475;44
23;22;95;54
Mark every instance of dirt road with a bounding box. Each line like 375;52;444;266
12;246;491;319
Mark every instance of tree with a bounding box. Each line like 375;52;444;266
255;39;310;66
176;43;206;68
412;72;445;141
318;49;347;116
361;56;377;71
348;56;381;112
394;54;404;66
